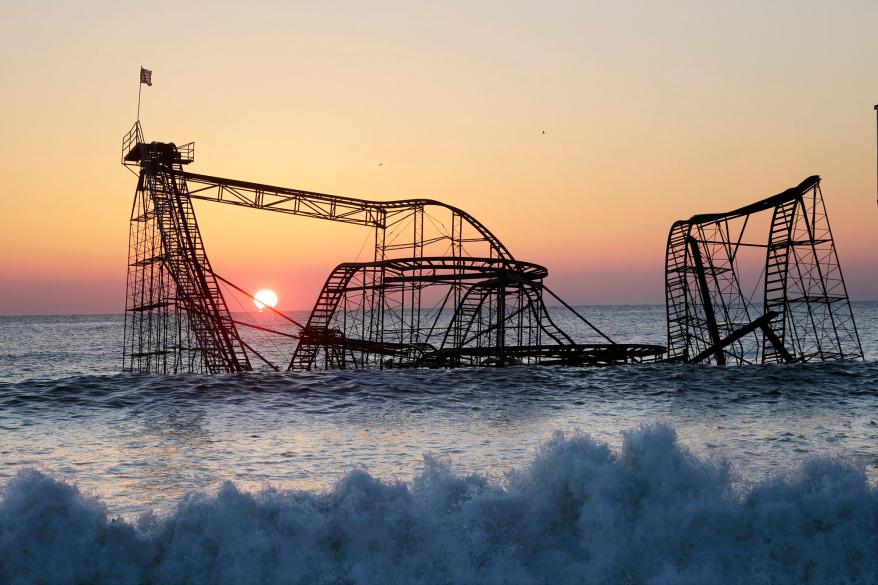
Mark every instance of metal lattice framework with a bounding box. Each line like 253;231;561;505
122;123;664;373
123;125;250;373
665;176;863;364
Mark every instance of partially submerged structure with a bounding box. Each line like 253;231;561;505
121;122;664;373
665;176;862;364
121;120;862;373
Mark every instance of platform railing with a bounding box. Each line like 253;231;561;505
121;121;144;164
175;141;195;164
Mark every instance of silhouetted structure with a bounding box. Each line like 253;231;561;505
665;176;862;364
122;122;664;373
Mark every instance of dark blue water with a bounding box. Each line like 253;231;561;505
1;307;877;584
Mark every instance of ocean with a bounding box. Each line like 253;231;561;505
1;305;877;584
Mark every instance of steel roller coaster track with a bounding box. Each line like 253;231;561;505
121;122;664;373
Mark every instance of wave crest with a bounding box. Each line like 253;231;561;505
1;423;876;584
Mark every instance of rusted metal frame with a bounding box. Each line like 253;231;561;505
794;193;835;360
760;321;795;363
709;220;756;360
664;224;689;360
165;170;250;371
720;215;757;335
701;223;748;362
688;311;790;364
147;168;206;370
519;286;571;347
183;170;386;212
439;283;489;350
686;234;726;365
371;225;386;366
763;199;797;361
168;300;254;369
811;185;863;358
726;213;751;264
410;206;424;346
807;187;860;358
424;284;457;343
183;175;384;227
462;295;530;349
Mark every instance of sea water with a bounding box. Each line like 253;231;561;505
1;305;877;584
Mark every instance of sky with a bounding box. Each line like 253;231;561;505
1;0;878;314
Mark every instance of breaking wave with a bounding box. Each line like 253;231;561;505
1;423;876;585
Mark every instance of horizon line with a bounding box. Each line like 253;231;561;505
4;299;878;318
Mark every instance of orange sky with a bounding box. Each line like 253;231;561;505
2;1;878;314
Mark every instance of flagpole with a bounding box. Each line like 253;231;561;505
137;67;143;123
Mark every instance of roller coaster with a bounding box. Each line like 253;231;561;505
665;176;862;364
121;122;663;373
121;121;862;373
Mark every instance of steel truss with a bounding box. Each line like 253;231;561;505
289;257;660;369
665;176;863;364
122;123;664;373
122;124;250;373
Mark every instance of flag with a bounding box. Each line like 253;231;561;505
140;67;152;86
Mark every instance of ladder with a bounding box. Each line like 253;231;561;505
439;284;491;365
289;265;360;370
142;149;251;372
665;223;692;360
762;198;798;362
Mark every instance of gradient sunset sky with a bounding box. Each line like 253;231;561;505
2;0;878;314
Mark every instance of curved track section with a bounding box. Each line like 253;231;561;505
288;257;659;370
664;176;862;365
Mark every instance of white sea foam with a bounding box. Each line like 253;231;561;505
1;423;876;585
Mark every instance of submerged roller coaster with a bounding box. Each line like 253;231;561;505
665;176;863;364
121;122;664;373
121;121;862;373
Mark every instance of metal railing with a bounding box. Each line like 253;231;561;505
121;121;144;164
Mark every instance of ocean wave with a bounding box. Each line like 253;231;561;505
1;423;876;585
3;361;878;414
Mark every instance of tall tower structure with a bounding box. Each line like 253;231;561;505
122;123;251;373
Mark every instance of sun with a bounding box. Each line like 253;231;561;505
253;289;278;311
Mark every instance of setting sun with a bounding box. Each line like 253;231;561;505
253;289;278;311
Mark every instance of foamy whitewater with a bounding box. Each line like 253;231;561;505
2;306;878;584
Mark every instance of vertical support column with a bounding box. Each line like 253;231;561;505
686;235;726;365
451;213;464;355
370;214;387;368
409;206;424;346
496;277;506;363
